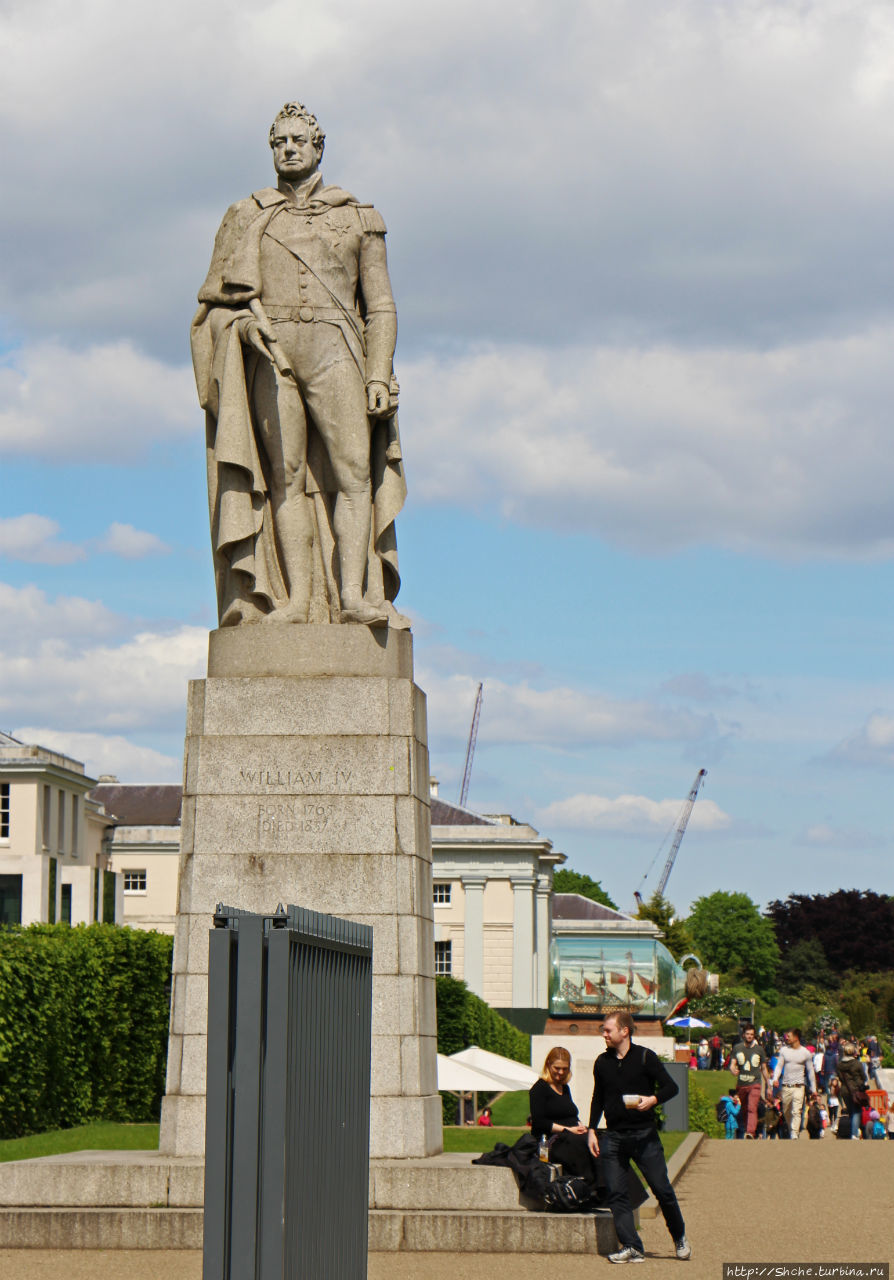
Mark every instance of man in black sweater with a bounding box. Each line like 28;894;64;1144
587;1010;691;1263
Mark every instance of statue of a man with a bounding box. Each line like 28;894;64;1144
191;102;407;627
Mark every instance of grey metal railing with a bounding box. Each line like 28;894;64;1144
202;902;373;1280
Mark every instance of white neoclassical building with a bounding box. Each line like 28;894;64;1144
427;782;564;1028
0;732;122;926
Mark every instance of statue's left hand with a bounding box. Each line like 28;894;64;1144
366;381;391;416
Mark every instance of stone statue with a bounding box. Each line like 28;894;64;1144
191;102;408;628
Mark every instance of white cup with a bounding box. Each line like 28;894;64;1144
622;1094;641;1108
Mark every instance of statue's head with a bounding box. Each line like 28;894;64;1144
269;101;325;159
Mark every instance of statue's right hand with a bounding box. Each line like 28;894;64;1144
237;317;277;361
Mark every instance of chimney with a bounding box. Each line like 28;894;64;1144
429;777;439;799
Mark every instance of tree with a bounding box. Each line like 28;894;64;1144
766;890;894;973
688;891;780;993
635;890;693;961
845;994;878;1039
777;938;835;996
552;869;617;909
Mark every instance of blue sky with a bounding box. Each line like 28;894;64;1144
1;0;893;917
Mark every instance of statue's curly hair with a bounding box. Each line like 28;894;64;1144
269;102;325;155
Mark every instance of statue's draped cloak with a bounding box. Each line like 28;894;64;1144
191;184;407;626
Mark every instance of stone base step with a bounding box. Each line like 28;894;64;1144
370;1208;617;1254
0;1207;617;1254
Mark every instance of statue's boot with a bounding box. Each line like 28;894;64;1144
341;598;388;626
263;600;310;624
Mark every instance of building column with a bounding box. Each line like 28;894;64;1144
461;875;487;998
533;873;552;1007
511;875;536;1007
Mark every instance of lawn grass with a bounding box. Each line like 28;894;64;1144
0;1122;160;1164
443;1125;687;1160
689;1069;738;1106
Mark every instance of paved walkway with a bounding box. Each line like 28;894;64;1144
0;1139;890;1278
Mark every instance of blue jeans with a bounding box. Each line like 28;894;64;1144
600;1127;686;1252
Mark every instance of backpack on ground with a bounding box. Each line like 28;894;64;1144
543;1176;594;1213
715;1097;731;1122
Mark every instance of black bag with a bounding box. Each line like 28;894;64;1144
543;1175;594;1212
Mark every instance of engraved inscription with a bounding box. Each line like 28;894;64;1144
257;800;344;846
242;767;354;789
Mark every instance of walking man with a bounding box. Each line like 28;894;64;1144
730;1023;770;1139
587;1010;691;1263
771;1028;817;1139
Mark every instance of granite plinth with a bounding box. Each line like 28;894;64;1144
159;625;440;1160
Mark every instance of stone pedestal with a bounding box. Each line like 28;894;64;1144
159;625;442;1159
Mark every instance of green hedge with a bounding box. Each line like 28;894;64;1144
435;976;530;1062
0;924;174;1139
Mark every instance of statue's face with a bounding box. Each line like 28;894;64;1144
272;118;320;184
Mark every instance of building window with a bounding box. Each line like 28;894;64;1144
123;870;147;894
57;791;65;853
42;785;51;847
71;795;80;856
433;883;451;906
0;783;8;839
434;940;452;975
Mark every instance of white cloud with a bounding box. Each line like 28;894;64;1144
798;822;884;850
828;713;894;768
420;670;719;749
95;522;171;558
2;1;894;358
402;327;894;559
537;791;732;836
12;727;181;784
0;342;194;461
0;622;206;733
0;582;121;645
0;514;85;564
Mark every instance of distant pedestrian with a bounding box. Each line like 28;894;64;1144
827;1078;841;1133
771;1028;817;1139
710;1032;723;1070
717;1091;741;1139
837;1040;869;1140
730;1024;770;1139
477;1107;493;1127
697;1038;710;1070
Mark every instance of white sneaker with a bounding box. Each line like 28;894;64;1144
608;1246;645;1263
674;1236;692;1260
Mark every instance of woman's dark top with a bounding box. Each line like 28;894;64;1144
529;1077;581;1139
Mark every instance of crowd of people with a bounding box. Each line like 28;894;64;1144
698;1024;892;1141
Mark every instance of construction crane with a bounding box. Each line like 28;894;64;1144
634;768;707;908
458;683;483;809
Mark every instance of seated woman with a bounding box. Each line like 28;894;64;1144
529;1046;601;1190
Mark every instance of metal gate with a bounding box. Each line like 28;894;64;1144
203;902;373;1280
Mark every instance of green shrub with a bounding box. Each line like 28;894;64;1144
435;976;530;1062
688;1082;722;1137
0;924;173;1139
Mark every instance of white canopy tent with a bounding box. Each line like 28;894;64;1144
449;1045;539;1090
436;1054;518;1092
438;1046;539;1125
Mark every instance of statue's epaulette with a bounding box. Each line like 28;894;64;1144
356;205;387;235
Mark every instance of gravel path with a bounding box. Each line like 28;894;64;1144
0;1137;890;1278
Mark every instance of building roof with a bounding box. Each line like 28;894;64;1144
0;731;24;746
430;797;495;827
552;893;637;922
90;784;182;827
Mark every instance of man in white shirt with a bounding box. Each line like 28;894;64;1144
772;1028;817;1139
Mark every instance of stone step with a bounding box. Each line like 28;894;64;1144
0;1207;617;1254
0;1151;526;1214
